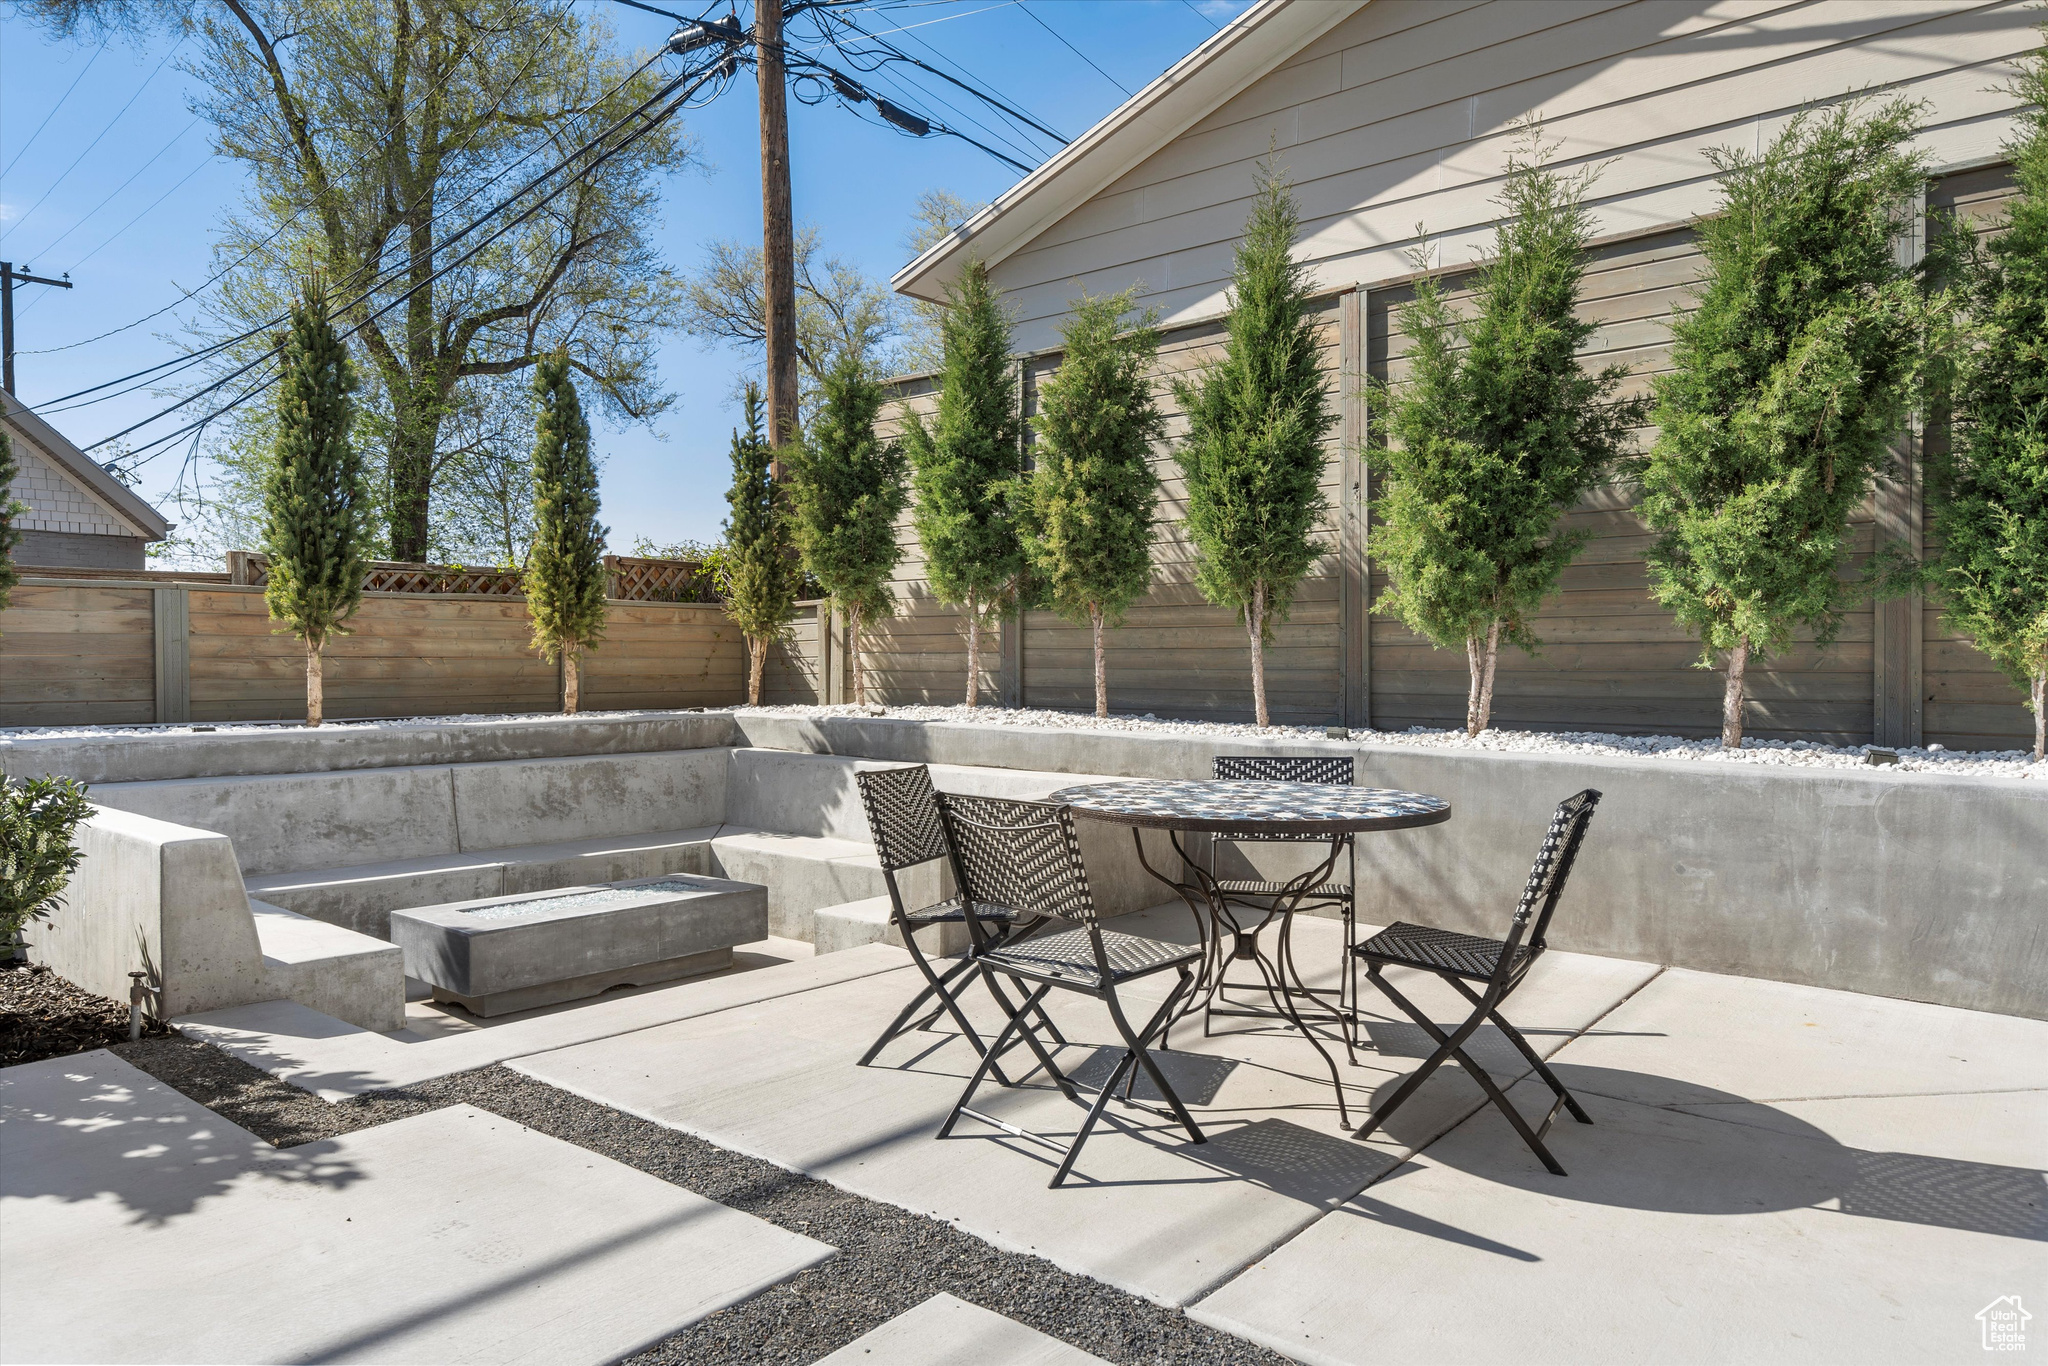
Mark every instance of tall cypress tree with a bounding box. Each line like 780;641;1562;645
1375;129;1646;736
903;259;1025;708
1927;32;2048;760
1026;288;1164;719
0;425;22;624
1174;162;1336;728
525;353;608;714
787;351;907;705
1638;98;1936;748
261;277;368;727
722;383;800;706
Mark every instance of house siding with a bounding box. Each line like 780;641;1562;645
869;0;2041;745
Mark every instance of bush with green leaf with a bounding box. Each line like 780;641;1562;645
1636;97;1941;748
1925;28;2048;760
1;775;94;951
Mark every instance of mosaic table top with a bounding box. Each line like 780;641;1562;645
1049;779;1452;836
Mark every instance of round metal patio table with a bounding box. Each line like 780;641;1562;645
1048;778;1452;1127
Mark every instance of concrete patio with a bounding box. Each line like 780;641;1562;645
8;906;2039;1365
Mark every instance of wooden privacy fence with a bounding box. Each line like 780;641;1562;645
856;161;2034;752
0;570;830;726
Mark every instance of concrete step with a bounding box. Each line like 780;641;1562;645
708;828;944;942
810;894;969;958
246;826;720;939
249;899;405;1032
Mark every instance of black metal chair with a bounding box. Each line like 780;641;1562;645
1349;789;1602;1175
853;765;1065;1084
1201;755;1358;1031
934;793;1206;1187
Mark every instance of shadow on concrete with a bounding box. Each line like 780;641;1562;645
0;1056;364;1225
1365;1064;2048;1243
1066;1045;1239;1106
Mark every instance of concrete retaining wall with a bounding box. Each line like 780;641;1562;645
90;749;729;874
731;715;2048;1020
0;710;741;785
37;807;270;1018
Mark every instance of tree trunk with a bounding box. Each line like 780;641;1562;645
305;642;324;727
2033;666;2045;763
1246;581;1270;729
1465;632;1484;735
563;649;581;715
964;589;981;708
1090;603;1108;719
388;405;439;562
848;604;864;706
747;634;767;706
1721;634;1750;749
1468;618;1502;737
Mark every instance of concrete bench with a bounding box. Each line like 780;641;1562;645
92;750;730;939
390;873;768;1016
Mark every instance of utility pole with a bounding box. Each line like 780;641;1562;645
1;263;74;396
755;0;799;472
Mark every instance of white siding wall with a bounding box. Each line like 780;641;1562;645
989;0;2040;348
7;444;134;538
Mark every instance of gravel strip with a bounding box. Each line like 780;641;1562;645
738;703;2045;779
116;1041;1282;1366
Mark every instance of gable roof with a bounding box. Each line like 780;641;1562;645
2;390;172;541
890;0;1368;304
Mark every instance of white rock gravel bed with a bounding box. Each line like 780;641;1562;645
739;703;2046;780
7;704;2037;780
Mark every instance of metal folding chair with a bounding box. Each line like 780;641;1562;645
934;793;1206;1187
1201;755;1358;1031
853;765;1064;1084
1349;789;1602;1175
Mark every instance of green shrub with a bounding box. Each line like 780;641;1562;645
1;775;94;949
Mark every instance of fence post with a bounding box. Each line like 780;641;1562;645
826;606;848;704
1339;286;1371;730
1873;191;1927;747
152;586;190;724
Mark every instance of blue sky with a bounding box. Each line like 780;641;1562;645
0;0;1249;559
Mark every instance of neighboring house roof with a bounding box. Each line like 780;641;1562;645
2;389;172;542
890;0;1367;305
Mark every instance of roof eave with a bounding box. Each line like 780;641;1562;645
890;0;1369;304
2;391;173;541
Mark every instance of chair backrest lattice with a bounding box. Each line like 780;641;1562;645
855;765;950;872
1510;788;1602;954
1213;755;1355;843
935;794;1098;930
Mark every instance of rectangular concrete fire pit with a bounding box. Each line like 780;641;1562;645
390;873;769;1017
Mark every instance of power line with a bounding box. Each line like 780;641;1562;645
818;4;1066;145
98;52;727;469
1;43;107;178
1181;0;1222;33
1016;1;1128;96
1;36;187;246
36;4;617;397
15;153;217;330
23;1;588;366
15;115;205;266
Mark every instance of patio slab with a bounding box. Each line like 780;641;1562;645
0;1052;832;1365
815;1293;1112;1365
1190;1075;2048;1366
176;941;912;1100
1545;966;2048;1104
510;912;1656;1307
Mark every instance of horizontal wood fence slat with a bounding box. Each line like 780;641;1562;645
1;578;747;726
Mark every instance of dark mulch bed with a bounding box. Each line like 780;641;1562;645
115;1040;1283;1366
1;960;170;1068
